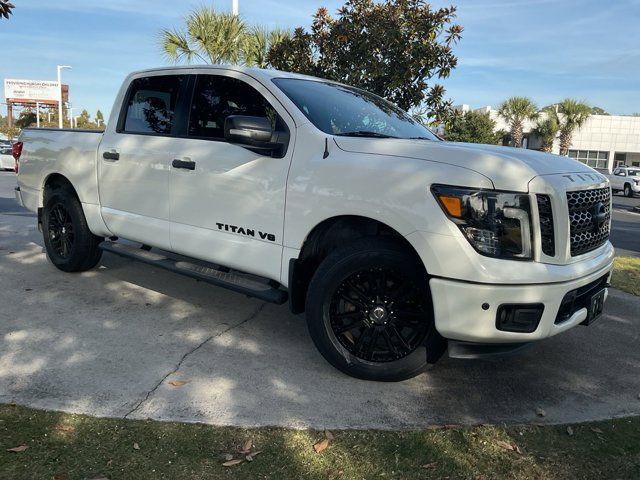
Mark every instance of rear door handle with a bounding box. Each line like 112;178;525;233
103;151;120;161
172;159;196;171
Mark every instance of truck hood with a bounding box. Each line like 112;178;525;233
334;138;600;191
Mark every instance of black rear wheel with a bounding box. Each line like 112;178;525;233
42;186;103;272
306;238;442;381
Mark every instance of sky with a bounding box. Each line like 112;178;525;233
1;0;639;120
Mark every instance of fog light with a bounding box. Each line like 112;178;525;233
496;304;544;333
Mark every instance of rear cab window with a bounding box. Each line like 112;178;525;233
120;75;186;135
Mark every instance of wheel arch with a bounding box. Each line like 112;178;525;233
287;214;426;314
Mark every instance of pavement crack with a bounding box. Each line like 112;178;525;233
123;302;267;419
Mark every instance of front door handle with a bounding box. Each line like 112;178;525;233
103;151;120;161
172;159;196;171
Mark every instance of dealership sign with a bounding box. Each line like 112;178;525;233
4;79;61;104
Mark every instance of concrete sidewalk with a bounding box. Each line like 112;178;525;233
1;206;639;429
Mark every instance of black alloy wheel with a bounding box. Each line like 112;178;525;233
47;203;75;258
329;266;429;363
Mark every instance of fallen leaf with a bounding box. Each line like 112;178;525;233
475;475;487;480
313;438;330;453
52;474;67;480
133;443;140;450
7;445;28;452
250;450;262;457
496;440;515;451
168;380;187;387
324;429;334;440
567;426;574;436
535;408;546;417
422;462;438;469
241;438;253;453
106;460;113;467
245;455;253;462
222;459;243;467
514;445;523;455
55;425;76;433
223;453;234;461
591;427;603;434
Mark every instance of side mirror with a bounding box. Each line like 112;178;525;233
224;115;289;157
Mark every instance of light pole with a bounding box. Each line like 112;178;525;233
57;65;71;129
36;102;41;128
233;0;238;15
68;107;74;129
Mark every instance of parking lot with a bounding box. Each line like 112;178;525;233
1;171;639;429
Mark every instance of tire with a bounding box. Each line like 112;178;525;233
42;185;103;272
305;237;442;382
624;183;633;197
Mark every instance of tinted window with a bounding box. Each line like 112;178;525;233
189;75;278;139
123;75;185;135
272;78;439;141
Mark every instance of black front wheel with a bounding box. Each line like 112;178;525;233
305;238;441;381
42;186;103;272
624;184;633;197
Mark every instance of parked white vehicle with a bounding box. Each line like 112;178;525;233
609;166;640;197
14;66;614;381
0;145;15;171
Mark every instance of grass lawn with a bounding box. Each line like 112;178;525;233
1;405;639;479
612;256;640;296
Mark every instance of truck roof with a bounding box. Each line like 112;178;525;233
129;64;330;85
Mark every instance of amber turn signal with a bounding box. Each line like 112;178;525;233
437;195;462;218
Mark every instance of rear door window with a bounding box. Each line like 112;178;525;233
121;75;186;135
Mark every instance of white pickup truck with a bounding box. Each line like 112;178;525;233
609;165;640;197
14;65;614;381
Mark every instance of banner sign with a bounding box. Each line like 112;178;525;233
4;79;61;103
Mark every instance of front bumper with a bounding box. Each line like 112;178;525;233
430;260;613;344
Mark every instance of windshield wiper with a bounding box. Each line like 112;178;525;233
336;131;398;139
408;136;434;141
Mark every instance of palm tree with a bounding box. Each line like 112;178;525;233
0;1;15;19
553;99;592;156
161;7;246;64
497;97;538;148
160;6;289;67
533;114;559;153
243;26;291;68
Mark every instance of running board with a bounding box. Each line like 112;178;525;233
99;242;288;305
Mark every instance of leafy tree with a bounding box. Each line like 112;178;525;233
497;97;538;148
160;5;289;66
76;109;92;129
591;106;609;115
0;1;15;19
15;109;37;129
0;124;20;140
533;114;559;153
551;99;592;156
444;110;504;145
267;0;463;121
95;110;104;125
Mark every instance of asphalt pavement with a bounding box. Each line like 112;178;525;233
1;171;639;429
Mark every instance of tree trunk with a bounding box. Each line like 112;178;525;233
541;140;553;153
559;129;572;156
510;121;523;148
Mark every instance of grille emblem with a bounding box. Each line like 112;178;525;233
591;202;607;231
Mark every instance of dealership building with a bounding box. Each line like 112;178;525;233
456;105;640;173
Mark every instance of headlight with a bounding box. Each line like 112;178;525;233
432;185;533;260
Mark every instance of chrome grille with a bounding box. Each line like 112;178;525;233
566;187;611;256
536;195;555;256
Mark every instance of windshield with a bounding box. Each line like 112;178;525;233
272;78;439;141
